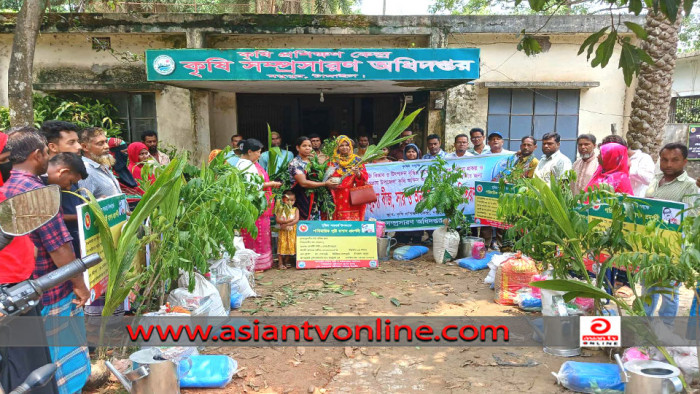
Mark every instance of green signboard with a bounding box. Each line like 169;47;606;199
689;124;700;160
296;221;378;269
588;196;686;232
146;48;480;82
474;181;513;229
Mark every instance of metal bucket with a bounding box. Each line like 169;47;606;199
616;356;683;394
459;236;484;258
377;237;397;261
215;277;232;314
106;349;181;394
541;289;581;357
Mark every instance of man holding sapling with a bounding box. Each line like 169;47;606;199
643;143;698;324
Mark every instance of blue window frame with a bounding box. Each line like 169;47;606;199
487;89;580;160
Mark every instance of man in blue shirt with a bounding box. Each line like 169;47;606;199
422;134;446;160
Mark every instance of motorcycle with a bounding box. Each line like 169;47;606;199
0;185;102;393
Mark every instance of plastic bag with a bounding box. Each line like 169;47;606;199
622;347;650;363
432;226;460;263
553;361;625;393
494;252;538;305
457;251;499;271
210;258;256;300
175;272;228;316
179;355;238;388
484;252;517;285
393;245;429;261
516;288;541;312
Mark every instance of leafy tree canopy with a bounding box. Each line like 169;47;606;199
430;0;696;85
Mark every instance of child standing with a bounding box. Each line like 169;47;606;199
275;190;299;269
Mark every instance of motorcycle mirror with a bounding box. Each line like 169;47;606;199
0;185;61;236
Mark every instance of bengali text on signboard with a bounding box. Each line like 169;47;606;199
146;48;480;82
296;221;378;269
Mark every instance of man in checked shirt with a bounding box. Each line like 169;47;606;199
0;128;90;394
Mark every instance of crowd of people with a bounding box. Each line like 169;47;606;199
1;119;699;393
0;122;170;394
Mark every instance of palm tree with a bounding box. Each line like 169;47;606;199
626;10;683;157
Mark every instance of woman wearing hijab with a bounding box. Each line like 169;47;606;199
403;144;422;161
108;138;144;208
327;135;370;221
398;143;425;244
585;142;633;195
127;141;156;184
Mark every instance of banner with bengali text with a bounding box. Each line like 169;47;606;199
364;154;512;231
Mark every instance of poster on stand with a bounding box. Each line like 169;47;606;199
474;181;514;229
76;194;128;305
296;221;378;269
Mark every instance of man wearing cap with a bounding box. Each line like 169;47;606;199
259;131;293;174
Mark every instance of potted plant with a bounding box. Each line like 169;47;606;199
404;156;468;263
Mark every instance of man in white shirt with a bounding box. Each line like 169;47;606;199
446;134;474;159
534;132;573;184
628;148;656;197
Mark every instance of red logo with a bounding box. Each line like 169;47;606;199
298;224;308;233
476;185;483;193
590;318;611;334
84;213;91;230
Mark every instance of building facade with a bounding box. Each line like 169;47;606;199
0;13;644;161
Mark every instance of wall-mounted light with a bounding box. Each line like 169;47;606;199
320;91;325;103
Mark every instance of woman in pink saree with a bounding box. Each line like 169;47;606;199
585;142;633;195
236;139;282;271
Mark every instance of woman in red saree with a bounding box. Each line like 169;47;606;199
328;135;369;221
585;142;633;195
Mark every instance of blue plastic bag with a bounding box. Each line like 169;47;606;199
393;245;429;261
230;292;243;309
554;361;625;393
457;251;499;271
179;355;238;388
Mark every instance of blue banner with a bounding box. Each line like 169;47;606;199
364;154;512;231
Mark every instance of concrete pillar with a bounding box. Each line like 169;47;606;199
190;90;212;163
186;29;211;163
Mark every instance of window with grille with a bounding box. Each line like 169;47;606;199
670;96;700;124
487;89;580;160
77;92;158;142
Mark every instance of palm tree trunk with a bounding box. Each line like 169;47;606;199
8;0;48;127
626;10;682;158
